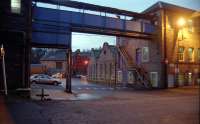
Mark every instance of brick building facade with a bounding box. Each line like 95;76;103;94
90;2;200;88
88;43;117;84
40;50;67;75
72;49;90;76
117;2;200;88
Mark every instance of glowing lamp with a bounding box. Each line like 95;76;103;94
177;17;186;27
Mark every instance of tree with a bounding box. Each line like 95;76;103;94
31;48;47;64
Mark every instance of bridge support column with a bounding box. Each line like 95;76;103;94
66;48;72;93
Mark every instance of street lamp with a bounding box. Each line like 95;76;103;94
177;17;186;27
84;60;88;65
84;60;89;75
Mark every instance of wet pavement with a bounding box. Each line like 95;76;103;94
31;78;119;100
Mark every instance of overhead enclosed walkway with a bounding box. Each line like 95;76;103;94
31;0;156;93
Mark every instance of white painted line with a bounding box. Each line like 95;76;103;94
109;88;114;90
101;88;106;90
116;87;121;89
86;87;90;90
78;87;82;90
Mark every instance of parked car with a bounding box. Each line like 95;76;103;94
30;74;61;85
74;74;82;78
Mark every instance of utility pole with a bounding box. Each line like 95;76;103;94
1;44;7;96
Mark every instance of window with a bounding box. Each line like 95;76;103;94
188;20;193;33
142;47;149;62
100;64;103;78
11;0;21;14
150;72;158;87
103;50;106;55
104;64;107;78
178;47;184;61
198;48;200;62
188;48;194;62
56;62;63;69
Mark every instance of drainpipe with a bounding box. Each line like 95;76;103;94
1;44;7;95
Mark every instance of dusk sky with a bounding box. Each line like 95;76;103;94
72;0;199;51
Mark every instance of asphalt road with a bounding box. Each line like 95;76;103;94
4;86;199;124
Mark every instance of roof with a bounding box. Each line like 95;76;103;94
40;50;66;61
143;1;195;14
72;49;91;57
90;42;117;59
91;49;101;59
191;11;200;18
109;45;118;55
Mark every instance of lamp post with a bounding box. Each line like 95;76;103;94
84;60;88;75
175;17;186;87
1;44;7;95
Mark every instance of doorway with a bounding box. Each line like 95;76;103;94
136;48;142;65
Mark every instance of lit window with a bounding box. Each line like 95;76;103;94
11;0;21;14
188;20;193;33
178;47;184;61
188;48;194;62
198;48;200;62
142;47;149;62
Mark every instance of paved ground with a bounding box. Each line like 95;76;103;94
31;78;128;100
1;86;199;124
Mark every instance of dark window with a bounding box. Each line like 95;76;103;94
103;50;106;55
56;62;63;69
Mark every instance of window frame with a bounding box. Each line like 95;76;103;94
198;48;200;62
150;72;158;87
142;47;149;62
187;19;194;33
178;46;185;62
188;47;194;62
56;62;63;69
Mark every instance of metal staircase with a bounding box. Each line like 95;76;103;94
117;46;152;89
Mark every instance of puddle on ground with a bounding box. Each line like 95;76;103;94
72;93;102;100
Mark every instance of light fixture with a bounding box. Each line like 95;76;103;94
177;17;186;27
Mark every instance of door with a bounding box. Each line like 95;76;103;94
150;72;158;87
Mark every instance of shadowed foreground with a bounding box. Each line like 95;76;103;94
2;87;199;124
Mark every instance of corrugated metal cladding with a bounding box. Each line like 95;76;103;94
32;7;155;46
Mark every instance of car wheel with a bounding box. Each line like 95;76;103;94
53;81;58;86
31;81;37;84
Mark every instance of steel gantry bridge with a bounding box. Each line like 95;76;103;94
32;0;155;92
